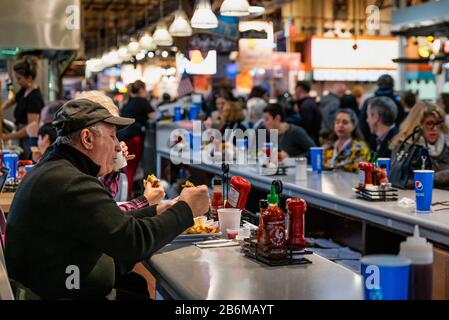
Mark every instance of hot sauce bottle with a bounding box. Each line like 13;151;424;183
261;186;286;259
287;198;307;247
210;179;224;220
257;199;268;244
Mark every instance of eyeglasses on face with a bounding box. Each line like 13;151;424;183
422;120;444;130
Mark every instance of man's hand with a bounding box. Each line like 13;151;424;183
278;151;289;161
156;197;179;215
119;141;136;161
144;184;165;205
179;185;210;218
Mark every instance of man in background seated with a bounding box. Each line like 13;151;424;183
366;96;398;159
263;103;316;160
5;93;210;299
246;97;267;130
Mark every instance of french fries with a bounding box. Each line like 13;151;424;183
184;217;218;234
143;174;160;188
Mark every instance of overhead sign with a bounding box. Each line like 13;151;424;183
311;37;399;81
238;21;274;71
311;37;399;70
177;50;217;75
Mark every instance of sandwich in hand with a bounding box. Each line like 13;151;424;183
181;180;195;188
144;174;160;188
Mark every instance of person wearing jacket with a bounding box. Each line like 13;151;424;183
5;93;209;299
359;74;405;150
294;81;322;145
323;109;370;172
390;101;449;190
366;96;399;159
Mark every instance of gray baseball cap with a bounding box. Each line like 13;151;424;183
53;98;135;136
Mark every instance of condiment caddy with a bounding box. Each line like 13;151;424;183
355;161;398;201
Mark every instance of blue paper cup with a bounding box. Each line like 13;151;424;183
361;255;411;300
25;165;34;173
173;106;182;122
377;158;390;178
2;152;18;180
310;147;324;173
413;170;434;213
189;105;200;121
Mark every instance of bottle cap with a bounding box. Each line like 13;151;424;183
259;199;268;209
399;225;433;265
267;185;279;204
213;178;222;186
287;198;307;212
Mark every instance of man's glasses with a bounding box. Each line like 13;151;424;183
423;120;444;130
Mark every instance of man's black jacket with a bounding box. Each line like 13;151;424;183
5;143;193;299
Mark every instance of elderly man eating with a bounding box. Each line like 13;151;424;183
5;93;209;299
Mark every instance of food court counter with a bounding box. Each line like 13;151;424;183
145;243;363;300
156;148;449;247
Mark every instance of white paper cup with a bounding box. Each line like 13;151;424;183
113;151;128;171
217;208;241;233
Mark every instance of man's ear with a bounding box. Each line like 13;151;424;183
79;129;94;150
43;134;50;145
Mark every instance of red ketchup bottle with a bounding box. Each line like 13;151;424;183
225;176;251;213
358;162;374;189
287;198;307;247
261;186;286;260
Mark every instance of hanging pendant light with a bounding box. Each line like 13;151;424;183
139;32;156;50
109;48;122;65
118;45;132;61
169;2;192;37
139;1;157;50
191;0;218;29
128;37;140;55
220;0;250;17
153;0;173;46
153;23;174;46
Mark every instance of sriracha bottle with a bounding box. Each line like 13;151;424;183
261;186;286;260
210;179;224;220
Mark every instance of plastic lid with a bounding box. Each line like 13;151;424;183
399;225;433;265
267;185;279;204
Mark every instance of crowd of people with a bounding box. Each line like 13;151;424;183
3;57;449;193
2;56;449;300
203;74;449;190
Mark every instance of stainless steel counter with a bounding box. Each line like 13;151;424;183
146;244;363;300
157;148;449;246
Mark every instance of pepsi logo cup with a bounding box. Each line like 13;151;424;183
2;152;18;180
310;147;323;173
173;106;182;122
413;170;434;213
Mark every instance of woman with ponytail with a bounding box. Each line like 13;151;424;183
2;55;44;159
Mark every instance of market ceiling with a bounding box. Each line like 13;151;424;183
82;0;288;56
